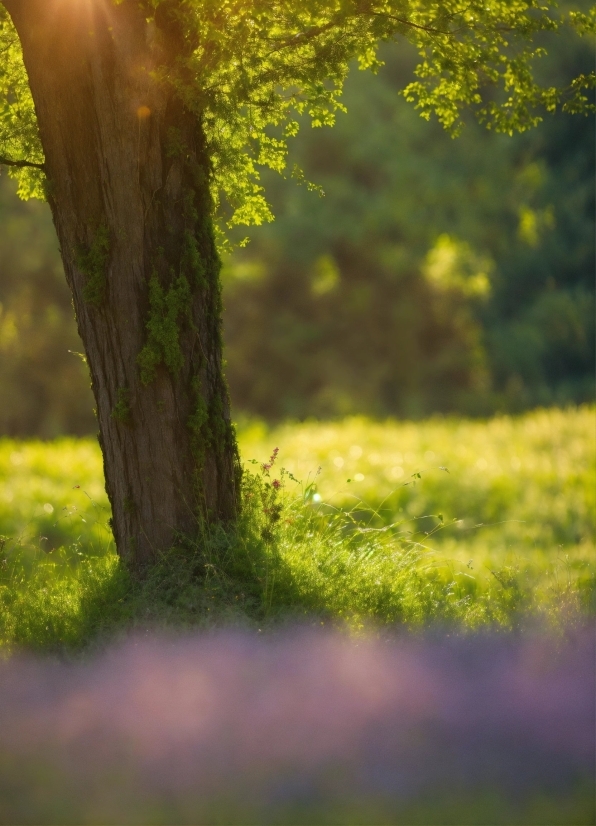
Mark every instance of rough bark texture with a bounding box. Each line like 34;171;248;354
6;0;240;568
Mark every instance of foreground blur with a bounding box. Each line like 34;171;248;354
0;628;593;825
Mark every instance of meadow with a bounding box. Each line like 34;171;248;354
0;405;593;651
0;407;594;824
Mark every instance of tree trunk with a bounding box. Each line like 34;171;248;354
6;0;240;568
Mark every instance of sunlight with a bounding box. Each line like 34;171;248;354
41;0;115;37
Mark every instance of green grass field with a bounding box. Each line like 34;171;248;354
241;405;595;590
0;406;594;650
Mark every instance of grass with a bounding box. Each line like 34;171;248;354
0;406;594;652
242;405;596;614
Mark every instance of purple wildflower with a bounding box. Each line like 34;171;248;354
262;448;279;475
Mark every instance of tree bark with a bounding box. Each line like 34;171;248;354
5;0;240;568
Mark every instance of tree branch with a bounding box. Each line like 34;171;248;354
267;11;451;57
368;12;450;36
268;20;339;53
0;154;45;171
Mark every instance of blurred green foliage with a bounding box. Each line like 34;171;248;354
224;36;594;420
0;35;593;433
0;179;95;436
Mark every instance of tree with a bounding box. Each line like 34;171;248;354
0;0;593;569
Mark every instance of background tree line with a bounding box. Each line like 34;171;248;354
0;33;593;436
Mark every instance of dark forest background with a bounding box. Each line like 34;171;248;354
0;34;593;436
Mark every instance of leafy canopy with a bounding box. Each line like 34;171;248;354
1;0;594;228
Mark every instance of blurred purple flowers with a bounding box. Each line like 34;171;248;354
0;627;593;824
